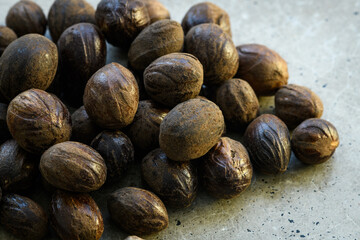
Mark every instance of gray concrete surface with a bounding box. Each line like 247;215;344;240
0;0;359;239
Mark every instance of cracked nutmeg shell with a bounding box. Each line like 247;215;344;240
275;84;323;129
185;23;238;86
244;114;291;174
201;137;253;199
0;26;17;57
39;141;107;192
159;98;225;161
6;89;71;154
142;0;170;23
141;148;198;208
83;63;139;129
0;34;58;102
0;194;48;240
108;187;169;235
144;53;203;107
50;190;104;240
291;118;339;165
128;19;184;72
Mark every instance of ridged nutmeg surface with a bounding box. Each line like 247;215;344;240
0;26;17;57
142;0;170;23
6;89;71;154
244;114;291;174
159;98;225;161
40;141;107;192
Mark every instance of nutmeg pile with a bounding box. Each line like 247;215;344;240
0;0;340;239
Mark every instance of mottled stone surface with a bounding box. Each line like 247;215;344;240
0;0;359;239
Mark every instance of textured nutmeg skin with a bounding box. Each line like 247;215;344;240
215;79;259;129
50;190;104;240
108;187;169;235
159;98;225;161
0;139;38;192
182;2;231;36
235;44;288;96
57;23;107;107
201;137;253;199
84;63;139;129
91;130;134;183
275;84;323;129
5;0;47;37
95;0;150;48
0;34;58;101
0;194;48;240
142;0;170;23
0;26;17;57
244;114;291;174
185;23;238;86
141;148;198;208
291;119;339;164
124;236;144;240
0;103;11;144
128;20;184;72
7;89;71;154
48;0;96;43
40;141;107;192
144;53;203;107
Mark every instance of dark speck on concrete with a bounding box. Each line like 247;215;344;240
354;11;359;15
176;220;181;226
281;213;284;216
288;219;294;223
300;235;306;238
296;230;300;233
247;229;252;232
323;84;327;88
316;222;320;225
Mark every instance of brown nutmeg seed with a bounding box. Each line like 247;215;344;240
142;0;170;23
0;26;17;57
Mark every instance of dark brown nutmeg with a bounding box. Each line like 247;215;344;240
5;0;47;37
291;119;339;165
0;103;11;144
71;106;102;145
0;34;58;101
91;130;134;183
142;0;170;23
244;114;291;174
185;23;238;86
182;2;231;36
144;53;203;107
235;44;289;96
0;139;38;192
0;26;17;57
275;84;323;129
127;100;169;153
128;20;184;72
0;194;48;240
48;0;96;43
83;63;139;129
95;0;150;48
57;23;107;107
141;148;198;208
40;141;107;192
215;79;259;129
159;98;225;161
108;187;169;235
7;89;71;154
124;236;144;240
50;190;104;240
201;137;252;199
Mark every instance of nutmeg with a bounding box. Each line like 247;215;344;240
0;26;17;57
142;0;170;23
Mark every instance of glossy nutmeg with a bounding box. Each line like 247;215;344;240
235;44;289;95
275;84;323;129
185;23;238;85
182;2;231;36
7;89;71;154
128;20;184;72
291;119;339;164
50;190;104;240
144;53;203;107
0;194;48;240
40;141;107;192
0;103;11;144
244;114;291;174
0;26;17;57
6;0;47;37
91;131;134;182
0;34;58;101
108;187;169;235
159;98;225;161
215;79;259;129
141;148;198;208
142;0;170;23
201;137;253;199
48;0;96;43
58;23;107;107
95;0;150;48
